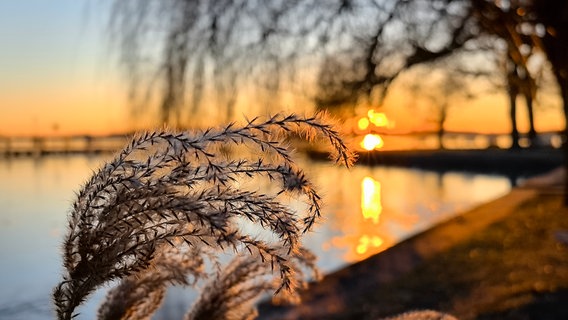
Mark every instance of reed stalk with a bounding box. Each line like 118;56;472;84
53;113;354;320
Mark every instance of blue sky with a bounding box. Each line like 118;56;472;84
0;0;130;136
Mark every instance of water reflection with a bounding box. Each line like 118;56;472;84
312;162;510;268
0;155;512;319
356;234;384;256
361;177;382;224
0;155;111;320
357;177;385;257
327;174;423;262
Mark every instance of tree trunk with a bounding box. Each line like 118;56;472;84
525;94;537;147
531;0;568;205
560;80;568;205
438;127;445;150
509;91;520;149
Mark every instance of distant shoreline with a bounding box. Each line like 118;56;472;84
3;139;564;180
308;147;564;177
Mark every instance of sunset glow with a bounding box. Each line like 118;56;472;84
357;111;391;150
367;110;389;127
361;134;384;150
0;2;565;138
358;117;370;130
357;110;391;131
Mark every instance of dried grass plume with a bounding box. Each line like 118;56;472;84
53;113;355;320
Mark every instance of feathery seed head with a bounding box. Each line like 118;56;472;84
53;113;354;320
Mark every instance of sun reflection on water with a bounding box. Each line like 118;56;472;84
361;176;382;223
329;175;395;261
356;234;384;255
356;176;385;256
327;173;432;263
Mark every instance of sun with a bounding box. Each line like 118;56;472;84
360;134;384;151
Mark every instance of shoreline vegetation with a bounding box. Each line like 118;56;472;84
308;147;563;177
258;167;568;319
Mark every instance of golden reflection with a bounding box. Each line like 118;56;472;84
328;174;421;263
357;177;384;255
361;177;382;223
361;134;384;150
356;235;384;255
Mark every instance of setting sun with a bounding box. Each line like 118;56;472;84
357;110;391;131
361;134;384;150
367;110;389;127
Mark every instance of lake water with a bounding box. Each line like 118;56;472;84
0;154;512;319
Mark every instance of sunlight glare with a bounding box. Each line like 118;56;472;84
361;134;384;150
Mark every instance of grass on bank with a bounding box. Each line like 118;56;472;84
341;193;568;320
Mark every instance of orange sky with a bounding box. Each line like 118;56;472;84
1;75;130;136
381;89;565;135
0;0;131;137
0;1;565;137
1;78;564;137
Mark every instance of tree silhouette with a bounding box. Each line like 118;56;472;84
524;1;568;203
408;62;474;149
109;1;480;125
470;0;538;148
109;1;342;126
109;0;568;199
109;1;539;137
